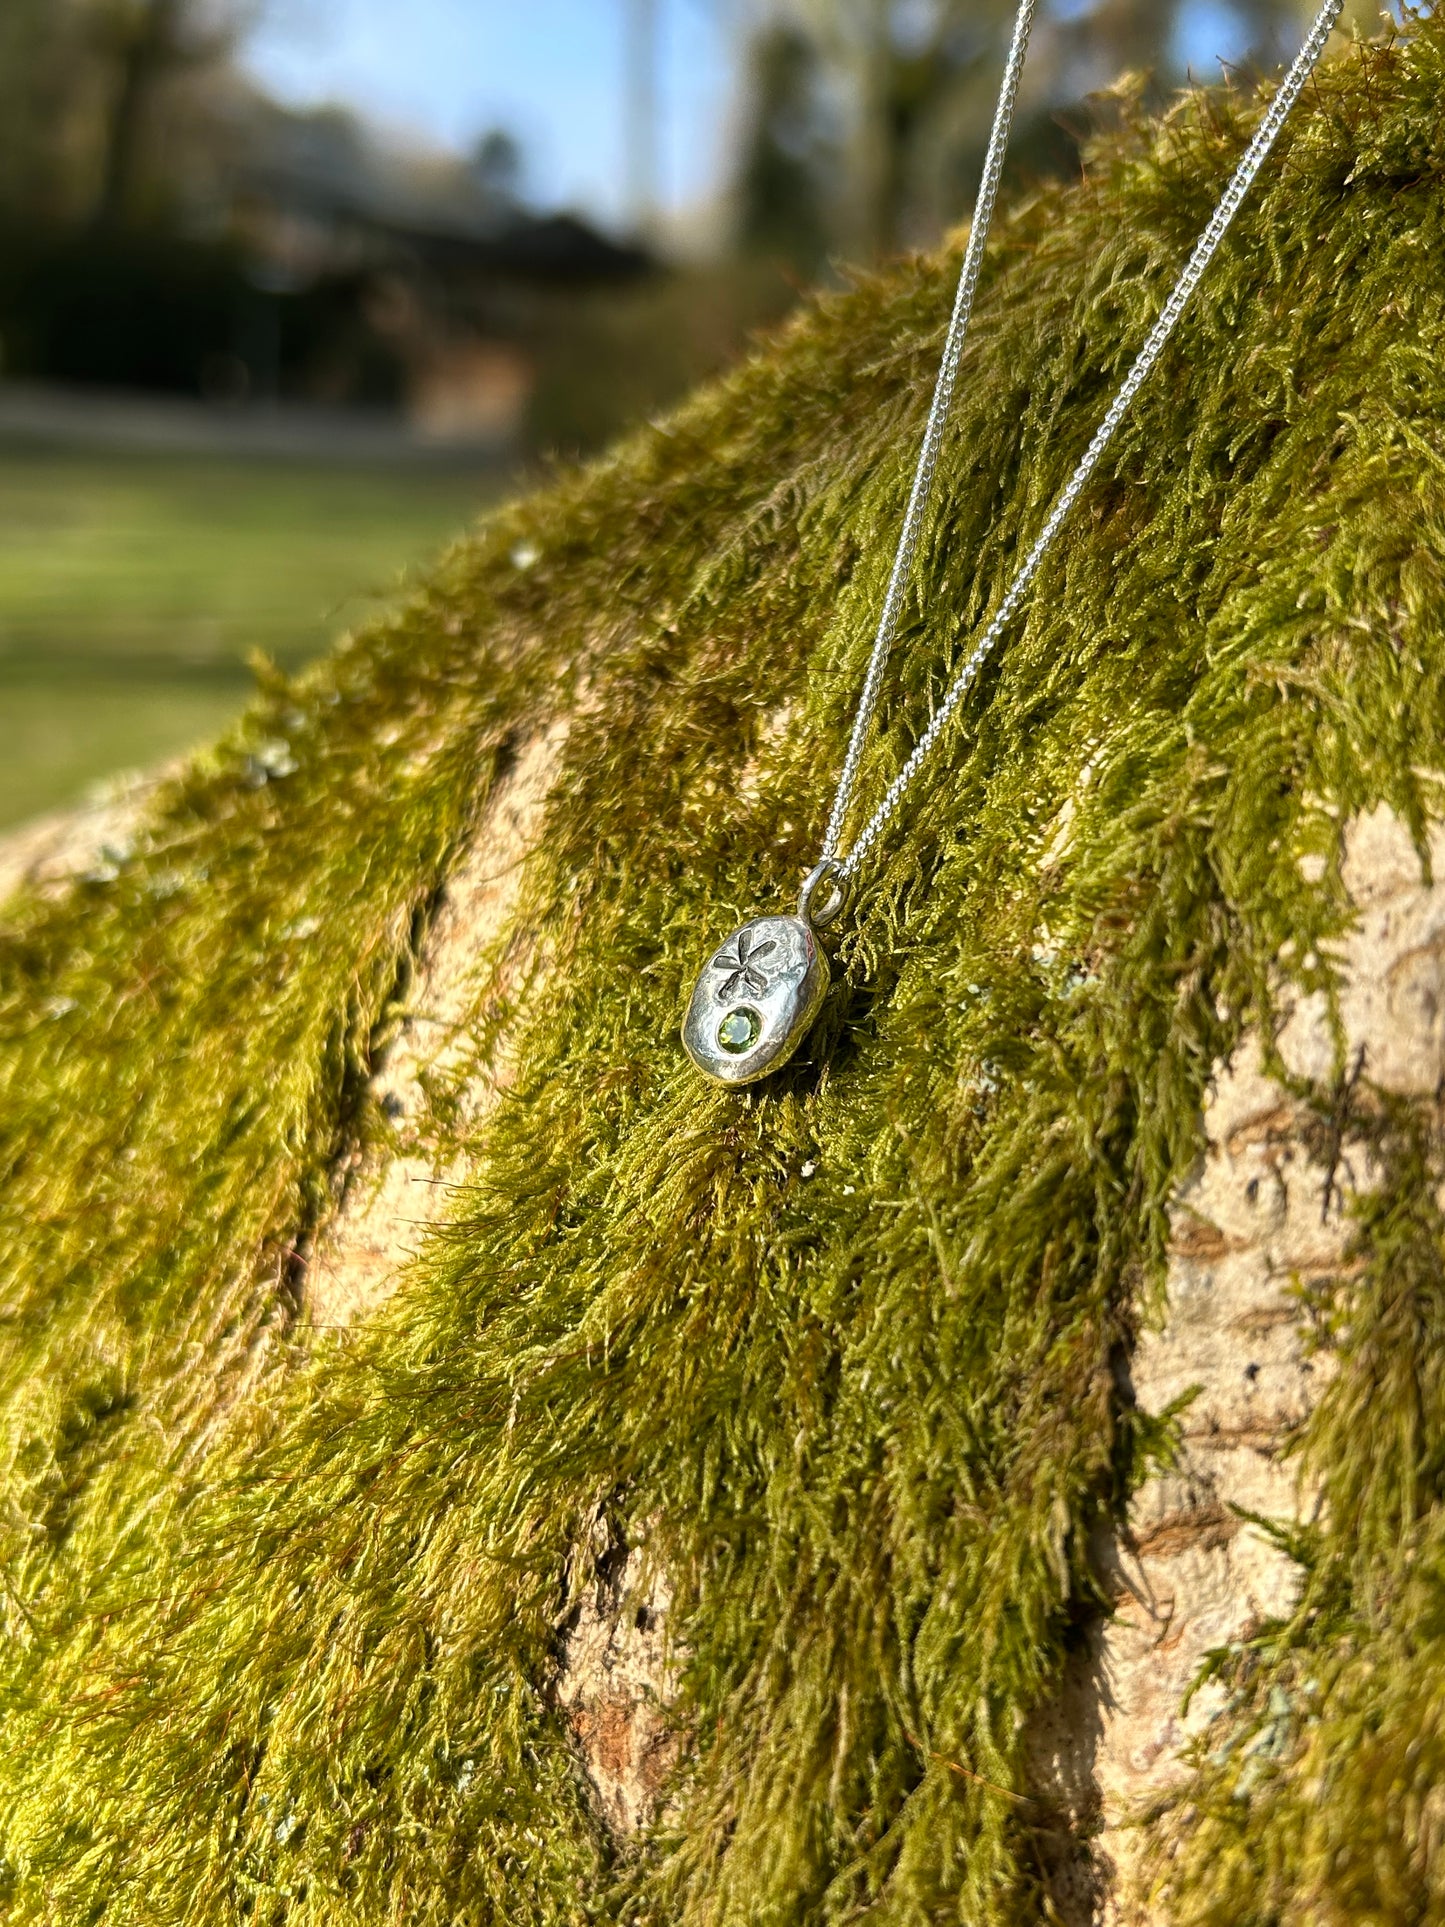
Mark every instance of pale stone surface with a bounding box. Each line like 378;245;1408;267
0;768;170;915
1091;1039;1343;1918
292;714;686;1832
0;726;567;1332
1280;804;1445;1095
304;724;566;1330
555;1518;682;1838
1094;802;1443;1921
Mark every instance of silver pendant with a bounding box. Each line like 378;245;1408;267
682;864;847;1087
682;915;828;1086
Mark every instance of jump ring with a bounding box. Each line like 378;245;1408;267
799;860;849;932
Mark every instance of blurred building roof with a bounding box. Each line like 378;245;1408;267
230;98;650;287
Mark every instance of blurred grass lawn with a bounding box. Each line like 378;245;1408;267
0;447;502;830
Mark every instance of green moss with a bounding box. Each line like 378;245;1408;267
3;18;1445;1922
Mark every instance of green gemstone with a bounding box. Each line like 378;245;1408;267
717;1007;761;1055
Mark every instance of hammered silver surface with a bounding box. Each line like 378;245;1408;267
682;914;828;1087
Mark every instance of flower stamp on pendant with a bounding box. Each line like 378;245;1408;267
713;929;777;1003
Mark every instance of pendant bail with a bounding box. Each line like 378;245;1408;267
799;859;848;932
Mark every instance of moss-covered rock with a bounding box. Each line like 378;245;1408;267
4;18;1445;1923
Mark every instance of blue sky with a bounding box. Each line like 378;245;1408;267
244;0;735;231
243;2;1322;235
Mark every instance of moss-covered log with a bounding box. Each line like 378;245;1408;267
5;19;1445;1923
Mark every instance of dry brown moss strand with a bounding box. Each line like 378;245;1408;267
2;17;1445;1924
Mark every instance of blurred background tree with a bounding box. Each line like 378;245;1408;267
735;20;835;273
87;0;253;232
734;0;1369;266
0;0;255;231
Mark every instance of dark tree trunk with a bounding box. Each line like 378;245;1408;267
91;0;183;233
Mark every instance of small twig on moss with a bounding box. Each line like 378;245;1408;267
904;1730;1036;1806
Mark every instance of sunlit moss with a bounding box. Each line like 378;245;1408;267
3;19;1445;1922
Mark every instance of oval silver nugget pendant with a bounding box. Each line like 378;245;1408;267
682;914;829;1087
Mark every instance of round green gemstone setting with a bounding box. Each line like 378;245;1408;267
717;1007;761;1055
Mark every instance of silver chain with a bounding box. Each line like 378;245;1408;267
820;0;1039;870
818;0;1344;894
